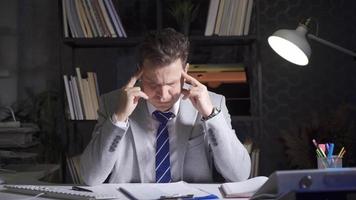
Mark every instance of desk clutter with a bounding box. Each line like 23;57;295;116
2;169;356;200
2;181;220;200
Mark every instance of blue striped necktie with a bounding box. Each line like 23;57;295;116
153;110;174;183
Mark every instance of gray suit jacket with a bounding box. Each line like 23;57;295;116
80;89;251;185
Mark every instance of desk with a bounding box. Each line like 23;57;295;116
0;183;248;200
0;164;60;184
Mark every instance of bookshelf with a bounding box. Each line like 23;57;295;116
60;0;262;178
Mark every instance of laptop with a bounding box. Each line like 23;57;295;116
251;168;356;200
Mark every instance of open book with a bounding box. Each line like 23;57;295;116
220;176;268;198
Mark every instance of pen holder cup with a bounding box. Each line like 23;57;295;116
317;156;342;169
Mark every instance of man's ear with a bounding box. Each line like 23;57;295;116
184;63;189;72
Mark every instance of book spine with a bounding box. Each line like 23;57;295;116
65;0;78;37
71;76;84;120
81;0;98;37
243;0;253;35
61;0;69;37
87;72;99;119
92;0;110;37
74;0;88;37
214;0;225;35
69;78;79;119
229;0;239;35
104;0;122;37
236;0;249;36
86;0;103;37
83;79;96;119
97;0;117;37
108;0;126;37
78;0;93;37
75;68;89;119
204;0;220;36
63;75;75;120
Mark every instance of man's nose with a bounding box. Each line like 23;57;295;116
157;86;170;101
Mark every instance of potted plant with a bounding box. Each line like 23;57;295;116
168;0;200;35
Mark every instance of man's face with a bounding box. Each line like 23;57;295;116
141;59;186;111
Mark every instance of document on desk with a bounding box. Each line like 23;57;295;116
119;181;214;200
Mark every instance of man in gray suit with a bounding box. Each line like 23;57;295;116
80;28;251;185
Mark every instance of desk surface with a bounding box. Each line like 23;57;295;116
0;183;247;200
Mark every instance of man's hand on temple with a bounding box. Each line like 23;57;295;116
115;70;148;122
181;71;214;118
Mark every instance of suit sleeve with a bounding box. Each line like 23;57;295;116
203;95;251;182
80;94;128;185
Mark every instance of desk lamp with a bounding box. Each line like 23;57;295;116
267;18;356;66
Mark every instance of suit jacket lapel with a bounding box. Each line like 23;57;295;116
175;98;198;179
129;99;150;182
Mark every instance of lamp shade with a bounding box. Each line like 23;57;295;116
268;25;311;66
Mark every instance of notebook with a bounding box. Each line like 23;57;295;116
220;176;268;198
4;184;121;200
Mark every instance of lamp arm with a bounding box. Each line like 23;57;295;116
307;34;356;58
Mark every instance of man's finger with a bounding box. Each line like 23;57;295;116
181;88;190;100
125;69;143;88
181;71;200;86
130;90;149;100
125;86;141;92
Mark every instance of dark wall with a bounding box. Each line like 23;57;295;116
0;0;61;106
258;0;356;175
0;0;18;106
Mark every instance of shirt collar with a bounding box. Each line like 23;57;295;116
147;98;181;118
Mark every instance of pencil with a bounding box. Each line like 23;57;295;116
312;139;327;157
338;147;345;158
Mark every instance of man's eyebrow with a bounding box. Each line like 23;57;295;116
142;76;154;82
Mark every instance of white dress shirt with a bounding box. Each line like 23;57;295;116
111;98;181;182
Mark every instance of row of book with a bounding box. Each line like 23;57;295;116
62;0;127;38
63;68;100;120
205;0;254;36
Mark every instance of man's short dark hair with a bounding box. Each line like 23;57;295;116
138;28;189;68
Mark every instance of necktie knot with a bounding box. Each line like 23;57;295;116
153;111;174;125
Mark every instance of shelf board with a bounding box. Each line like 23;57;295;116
63;35;257;48
189;35;257;45
63;37;143;47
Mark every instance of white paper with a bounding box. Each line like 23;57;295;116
221;176;268;198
